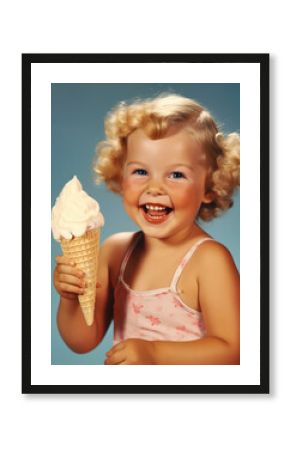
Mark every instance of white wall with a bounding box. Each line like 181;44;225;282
1;1;286;449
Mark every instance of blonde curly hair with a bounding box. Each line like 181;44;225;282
94;93;240;221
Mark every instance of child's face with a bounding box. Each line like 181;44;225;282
121;127;212;240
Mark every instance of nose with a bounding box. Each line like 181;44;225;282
146;179;165;196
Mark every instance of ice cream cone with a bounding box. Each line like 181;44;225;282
60;228;100;326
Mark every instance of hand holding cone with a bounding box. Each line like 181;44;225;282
61;229;100;326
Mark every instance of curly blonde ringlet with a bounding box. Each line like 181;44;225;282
93;93;240;221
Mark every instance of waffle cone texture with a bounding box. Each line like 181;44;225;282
60;229;100;326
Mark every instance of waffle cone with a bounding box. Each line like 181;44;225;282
60;228;100;326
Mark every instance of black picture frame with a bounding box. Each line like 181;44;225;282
22;53;269;394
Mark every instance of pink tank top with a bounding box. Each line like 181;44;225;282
113;233;213;345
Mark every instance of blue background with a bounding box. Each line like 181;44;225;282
51;83;240;365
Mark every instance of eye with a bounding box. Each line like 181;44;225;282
132;168;148;176
169;171;186;179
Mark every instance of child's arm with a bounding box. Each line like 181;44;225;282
105;242;240;365
55;237;115;354
153;242;240;364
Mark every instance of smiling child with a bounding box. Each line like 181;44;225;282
54;93;240;364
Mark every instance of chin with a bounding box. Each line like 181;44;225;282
140;227;171;239
138;219;179;240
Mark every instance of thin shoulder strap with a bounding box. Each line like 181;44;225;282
119;232;142;280
170;237;214;292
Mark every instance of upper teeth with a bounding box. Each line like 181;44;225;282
145;204;166;211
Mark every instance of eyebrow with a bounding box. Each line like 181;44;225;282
125;161;145;167
126;161;195;171
167;163;195;171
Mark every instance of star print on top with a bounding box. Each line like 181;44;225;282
113;233;213;345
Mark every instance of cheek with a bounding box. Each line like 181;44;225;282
170;184;196;208
123;177;147;191
122;178;144;204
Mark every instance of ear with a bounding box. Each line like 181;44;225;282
202;191;215;204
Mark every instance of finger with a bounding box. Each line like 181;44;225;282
56;282;85;295
106;342;126;364
60;292;79;301
105;359;127;365
56;264;85;280
58;273;86;288
105;349;126;365
55;255;76;266
106;342;124;357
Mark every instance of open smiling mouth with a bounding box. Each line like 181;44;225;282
139;203;173;224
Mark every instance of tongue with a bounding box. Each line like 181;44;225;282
147;209;167;216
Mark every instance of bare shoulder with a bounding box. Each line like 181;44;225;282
101;232;136;256
195;239;239;279
194;239;240;358
100;232;137;279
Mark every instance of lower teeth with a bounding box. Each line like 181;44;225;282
146;210;169;220
148;214;166;219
